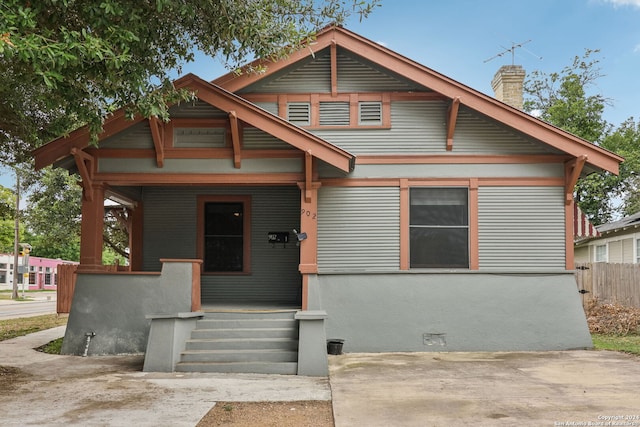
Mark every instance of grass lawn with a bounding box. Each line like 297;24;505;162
592;334;640;356
0;314;68;341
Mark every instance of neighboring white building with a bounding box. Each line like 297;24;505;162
0;253;78;291
575;212;640;263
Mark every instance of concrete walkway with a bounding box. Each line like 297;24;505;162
0;326;330;426
329;351;640;427
2;327;640;426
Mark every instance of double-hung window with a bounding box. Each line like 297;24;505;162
409;188;469;268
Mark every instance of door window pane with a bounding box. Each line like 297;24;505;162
204;202;244;272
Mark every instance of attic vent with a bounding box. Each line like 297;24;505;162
319;102;350;126
358;101;382;125
174;128;226;148
287;102;311;126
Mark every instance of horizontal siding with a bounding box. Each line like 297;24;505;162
609;241;623;263
242;128;292;150
311;103;558;156
169;100;227;118
622;238;634;263
241;47;428;94
244;52;331;93
336;49;426;92
100;122;153;149
478;186;565;270
98;157;302;174
143;186;301;304
318;187;400;271
313;101;447;154
253;102;278;116
453;107;558;154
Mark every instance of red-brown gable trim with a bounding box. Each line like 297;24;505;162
214;26;622;174
33;75;355;173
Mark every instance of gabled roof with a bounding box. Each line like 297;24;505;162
214;26;622;175
597;211;640;234
33;74;355;172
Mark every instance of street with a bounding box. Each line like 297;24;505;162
0;291;57;320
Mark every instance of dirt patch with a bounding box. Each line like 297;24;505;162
0;365;31;392
196;401;334;427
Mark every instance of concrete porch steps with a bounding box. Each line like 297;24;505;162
175;310;299;374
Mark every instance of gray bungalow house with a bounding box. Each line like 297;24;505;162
34;26;622;375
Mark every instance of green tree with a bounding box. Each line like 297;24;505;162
601;118;640;218
0;0;378;163
524;49;608;144
0;220;21;253
524;49;640;225
23;167;82;261
0;184;15;220
0;184;17;253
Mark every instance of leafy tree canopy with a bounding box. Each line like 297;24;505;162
524;49;640;225
0;0;379;163
524;49;609;144
0;184;15;220
23;167;82;260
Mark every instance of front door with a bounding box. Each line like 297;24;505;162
197;187;301;306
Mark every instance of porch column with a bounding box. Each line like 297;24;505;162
298;182;321;310
129;203;144;271
79;183;105;270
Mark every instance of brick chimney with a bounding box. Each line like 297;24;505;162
491;65;525;109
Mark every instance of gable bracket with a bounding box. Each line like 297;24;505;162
229;110;242;169
305;151;313;202
565;155;587;205
149;117;165;168
70;147;95;202
446;97;460;151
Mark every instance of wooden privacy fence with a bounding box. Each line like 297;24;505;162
57;264;78;314
575;263;640;309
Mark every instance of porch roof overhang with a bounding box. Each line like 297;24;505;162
33;74;355;173
214;26;623;176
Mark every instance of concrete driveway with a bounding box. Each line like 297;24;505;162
329;351;640;427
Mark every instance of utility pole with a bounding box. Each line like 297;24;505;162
12;170;20;300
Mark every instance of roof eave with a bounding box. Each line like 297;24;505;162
214;26;622;175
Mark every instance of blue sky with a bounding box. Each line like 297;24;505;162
178;0;640;126
2;0;640;189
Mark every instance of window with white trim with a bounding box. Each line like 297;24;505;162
595;244;607;262
409;188;469;268
636;239;640;263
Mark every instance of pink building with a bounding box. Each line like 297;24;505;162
0;254;78;291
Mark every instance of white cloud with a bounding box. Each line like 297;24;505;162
604;0;640;7
635;44;640;53
376;41;388;48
